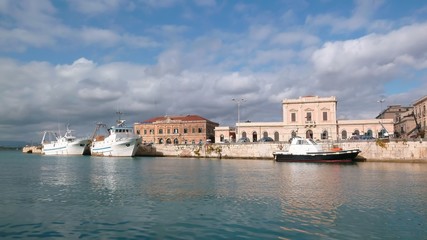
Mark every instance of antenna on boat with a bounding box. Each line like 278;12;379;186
116;111;126;126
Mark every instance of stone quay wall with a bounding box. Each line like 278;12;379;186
22;145;43;154
136;139;427;162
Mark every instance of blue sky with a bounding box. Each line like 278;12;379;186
1;0;427;142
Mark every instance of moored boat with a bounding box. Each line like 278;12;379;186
90;116;142;157
41;126;90;155
273;136;360;163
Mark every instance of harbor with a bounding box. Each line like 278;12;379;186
23;138;427;162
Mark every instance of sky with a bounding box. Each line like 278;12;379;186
1;0;427;143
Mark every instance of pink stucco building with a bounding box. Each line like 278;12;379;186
215;96;394;142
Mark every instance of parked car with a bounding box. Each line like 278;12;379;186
258;136;274;142
237;137;250;143
348;135;361;140
361;136;375;140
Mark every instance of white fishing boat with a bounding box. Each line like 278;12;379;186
273;136;361;163
90;115;142;157
41;126;90;155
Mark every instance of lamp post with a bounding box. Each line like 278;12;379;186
377;98;385;137
377;98;385;119
232;98;246;140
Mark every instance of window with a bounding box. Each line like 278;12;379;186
192;128;196;133
263;131;268;137
274;132;279;141
252;131;258;142
167;129;171;134
321;130;328;140
149;129;154;134
220;134;224;142
291;113;296;122
136;130;140;135
323;112;328;121
159;129;163;134
306;112;312;121
198;128;203;133
144;129;147;135
173;128;178;134
184;128;188;134
341;130;347;139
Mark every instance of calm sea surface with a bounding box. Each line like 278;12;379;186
0;150;426;239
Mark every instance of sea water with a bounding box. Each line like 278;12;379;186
0;150;426;239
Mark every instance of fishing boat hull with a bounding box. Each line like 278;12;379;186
91;137;142;157
273;149;361;163
43;139;90;155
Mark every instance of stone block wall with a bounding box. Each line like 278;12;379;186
136;140;427;162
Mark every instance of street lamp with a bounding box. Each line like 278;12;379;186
232;98;246;140
377;98;385;119
377;98;385;137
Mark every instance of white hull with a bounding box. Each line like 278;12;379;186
43;139;89;155
91;137;141;157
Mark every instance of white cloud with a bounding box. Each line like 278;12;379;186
311;22;427;75
306;0;387;33
272;31;320;46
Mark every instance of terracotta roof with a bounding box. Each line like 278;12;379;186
141;115;211;123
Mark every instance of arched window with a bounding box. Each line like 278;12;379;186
274;132;279;141
306;130;313;139
158;138;164;144
367;129;373;137
166;138;172;144
220;134;224;142
252;131;258;142
263;131;268;138
341;130;347;139
173;138;179;144
321;130;328;140
241;131;247;138
353;130;360;136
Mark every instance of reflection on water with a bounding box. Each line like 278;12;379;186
0;152;426;239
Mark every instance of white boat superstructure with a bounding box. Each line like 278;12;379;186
90;118;142;157
41;126;90;155
273;136;360;163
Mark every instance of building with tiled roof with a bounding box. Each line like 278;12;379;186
134;115;219;144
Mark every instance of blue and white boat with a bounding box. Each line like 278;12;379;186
41;126;90;155
90;117;142;157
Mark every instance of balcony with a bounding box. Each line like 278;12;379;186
304;121;316;128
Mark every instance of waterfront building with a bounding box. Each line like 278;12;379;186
376;105;414;138
394;108;416;138
215;96;395;142
413;95;427;132
134;115;219;144
376;105;413;120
